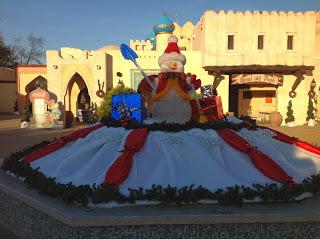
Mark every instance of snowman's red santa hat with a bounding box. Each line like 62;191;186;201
158;35;186;66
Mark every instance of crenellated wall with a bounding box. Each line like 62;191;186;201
173;22;195;51
192;10;319;67
129;40;153;51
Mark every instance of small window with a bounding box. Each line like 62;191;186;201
258;35;264;50
227;35;234;50
287;35;294;50
243;91;252;99
265;92;275;98
179;47;186;51
265;92;275;103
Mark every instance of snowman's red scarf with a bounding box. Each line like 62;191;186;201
156;72;191;94
138;72;191;94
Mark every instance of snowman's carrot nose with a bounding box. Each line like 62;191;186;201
170;62;177;69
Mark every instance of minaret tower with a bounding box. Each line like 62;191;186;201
146;31;156;50
153;14;175;51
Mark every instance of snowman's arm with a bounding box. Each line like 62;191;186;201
186;74;202;109
138;75;158;93
186;74;201;90
151;77;159;95
186;76;192;87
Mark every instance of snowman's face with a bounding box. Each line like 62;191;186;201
160;60;184;73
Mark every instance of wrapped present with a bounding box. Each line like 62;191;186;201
112;94;145;123
201;85;218;98
199;95;224;121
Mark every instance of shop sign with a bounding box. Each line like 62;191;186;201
29;87;50;103
231;74;283;85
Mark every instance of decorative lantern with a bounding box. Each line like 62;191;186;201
289;90;297;98
308;79;317;99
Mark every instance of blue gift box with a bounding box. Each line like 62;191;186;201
112;94;145;123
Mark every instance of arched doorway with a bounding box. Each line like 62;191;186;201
64;73;90;123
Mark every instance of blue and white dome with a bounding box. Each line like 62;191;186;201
153;14;175;35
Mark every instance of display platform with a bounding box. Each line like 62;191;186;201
1;170;320;239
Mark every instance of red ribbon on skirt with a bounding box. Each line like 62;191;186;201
218;128;296;185
103;128;149;187
259;126;320;156
21;124;104;164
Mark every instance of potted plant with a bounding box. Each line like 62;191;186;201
285;100;296;127
269;111;283;127
20;100;31;128
306;98;315;126
315;97;319;123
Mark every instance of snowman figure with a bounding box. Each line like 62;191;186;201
139;35;201;123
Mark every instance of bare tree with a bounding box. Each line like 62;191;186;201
12;32;45;64
0;33;17;69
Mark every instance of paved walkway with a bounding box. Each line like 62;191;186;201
0;118;83;159
268;124;320;146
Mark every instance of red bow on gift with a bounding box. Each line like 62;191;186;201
189;74;201;90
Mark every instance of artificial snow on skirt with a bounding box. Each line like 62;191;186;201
11;116;320;207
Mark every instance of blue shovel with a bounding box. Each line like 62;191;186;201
120;44;155;91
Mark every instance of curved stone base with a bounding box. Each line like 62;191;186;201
1;170;320;239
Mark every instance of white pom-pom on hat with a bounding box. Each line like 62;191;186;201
158;35;186;66
168;35;178;43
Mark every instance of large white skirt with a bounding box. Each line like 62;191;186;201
29;119;320;197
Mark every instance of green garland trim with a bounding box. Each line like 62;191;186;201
2;141;320;207
100;115;256;132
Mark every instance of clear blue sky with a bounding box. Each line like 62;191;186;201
1;0;319;52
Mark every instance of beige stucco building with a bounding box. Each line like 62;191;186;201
16;11;320;126
0;67;16;113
